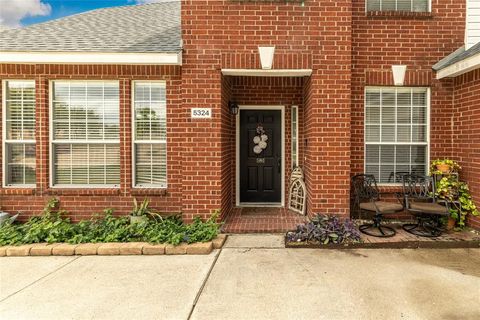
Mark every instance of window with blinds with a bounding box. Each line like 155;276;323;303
366;0;430;12
133;82;167;188
291;106;298;169
365;87;429;184
51;81;120;187
3;81;36;186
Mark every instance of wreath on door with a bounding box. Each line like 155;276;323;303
253;124;268;155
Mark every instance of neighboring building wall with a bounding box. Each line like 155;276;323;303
453;69;480;229
0;64;182;221
182;0;353;217
351;0;466;186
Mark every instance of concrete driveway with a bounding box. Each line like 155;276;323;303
1;235;479;320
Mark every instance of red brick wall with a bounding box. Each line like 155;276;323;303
351;0;466;191
182;0;353;217
229;76;304;206
0;64;183;221
453;69;480;229
220;75;233;220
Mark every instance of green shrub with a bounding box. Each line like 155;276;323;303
0;199;221;246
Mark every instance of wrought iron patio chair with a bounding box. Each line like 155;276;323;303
351;174;404;237
401;174;450;237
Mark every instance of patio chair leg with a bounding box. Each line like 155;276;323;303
359;221;396;238
402;217;444;238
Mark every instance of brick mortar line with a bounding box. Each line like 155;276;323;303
0;256;82;304
187;248;223;320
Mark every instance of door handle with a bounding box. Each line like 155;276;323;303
278;157;281;174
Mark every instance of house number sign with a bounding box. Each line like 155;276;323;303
191;108;212;119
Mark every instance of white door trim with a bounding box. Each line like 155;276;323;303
235;105;285;207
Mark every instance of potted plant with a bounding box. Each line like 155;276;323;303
430;159;461;175
130;198;150;224
435;176;479;229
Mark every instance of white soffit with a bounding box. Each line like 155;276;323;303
221;69;312;77
0;51;182;65
436;52;480;79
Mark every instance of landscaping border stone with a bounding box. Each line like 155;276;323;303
0;234;227;257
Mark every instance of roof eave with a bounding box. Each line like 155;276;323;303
0;51;182;65
436;51;480;79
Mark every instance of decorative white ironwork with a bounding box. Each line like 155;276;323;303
289;167;306;215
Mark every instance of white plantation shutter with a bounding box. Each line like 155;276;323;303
3;81;36;186
133;82;167;188
365;87;429;184
51;81;120;186
366;0;429;12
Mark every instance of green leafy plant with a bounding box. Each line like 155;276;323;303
436;176;479;228
131;198;150;217
430;159;461;175
0;199;221;246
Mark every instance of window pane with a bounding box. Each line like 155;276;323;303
5;81;36;141
413;0;429;12
367;0;381;11
52;81;119;140
53;143;120;186
382;0;396;11
135;143;167;187
367;0;429;12
133;82;167;187
4;81;36;186
365;87;428;184
291;107;298;168
5;143;36;185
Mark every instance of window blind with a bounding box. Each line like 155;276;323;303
3;81;36;186
291;106;298;168
367;0;429;12
51;81;120;186
365;87;429;183
133;82;167;188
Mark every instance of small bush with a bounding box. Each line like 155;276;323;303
286;214;361;245
0;199;221;246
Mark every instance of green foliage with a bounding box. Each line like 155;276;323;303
0;199;221;246
435;175;479;229
430;159;462;175
131;198;150;217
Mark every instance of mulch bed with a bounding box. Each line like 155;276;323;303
285;225;480;249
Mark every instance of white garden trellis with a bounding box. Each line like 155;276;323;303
288;167;306;215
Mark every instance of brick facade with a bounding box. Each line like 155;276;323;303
0;1;478;228
453;69;480;229
0;65;183;221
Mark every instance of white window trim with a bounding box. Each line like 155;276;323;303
0;51;182;66
365;0;432;12
49;80;121;188
131;80;168;189
291;105;299;169
363;86;431;186
2;79;36;188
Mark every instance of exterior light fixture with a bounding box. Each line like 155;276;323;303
229;101;239;115
392;65;407;86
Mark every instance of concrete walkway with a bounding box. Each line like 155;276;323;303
1;235;479;320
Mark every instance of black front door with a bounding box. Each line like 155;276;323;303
240;110;282;203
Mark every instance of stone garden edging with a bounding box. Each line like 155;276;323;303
0;234;227;257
